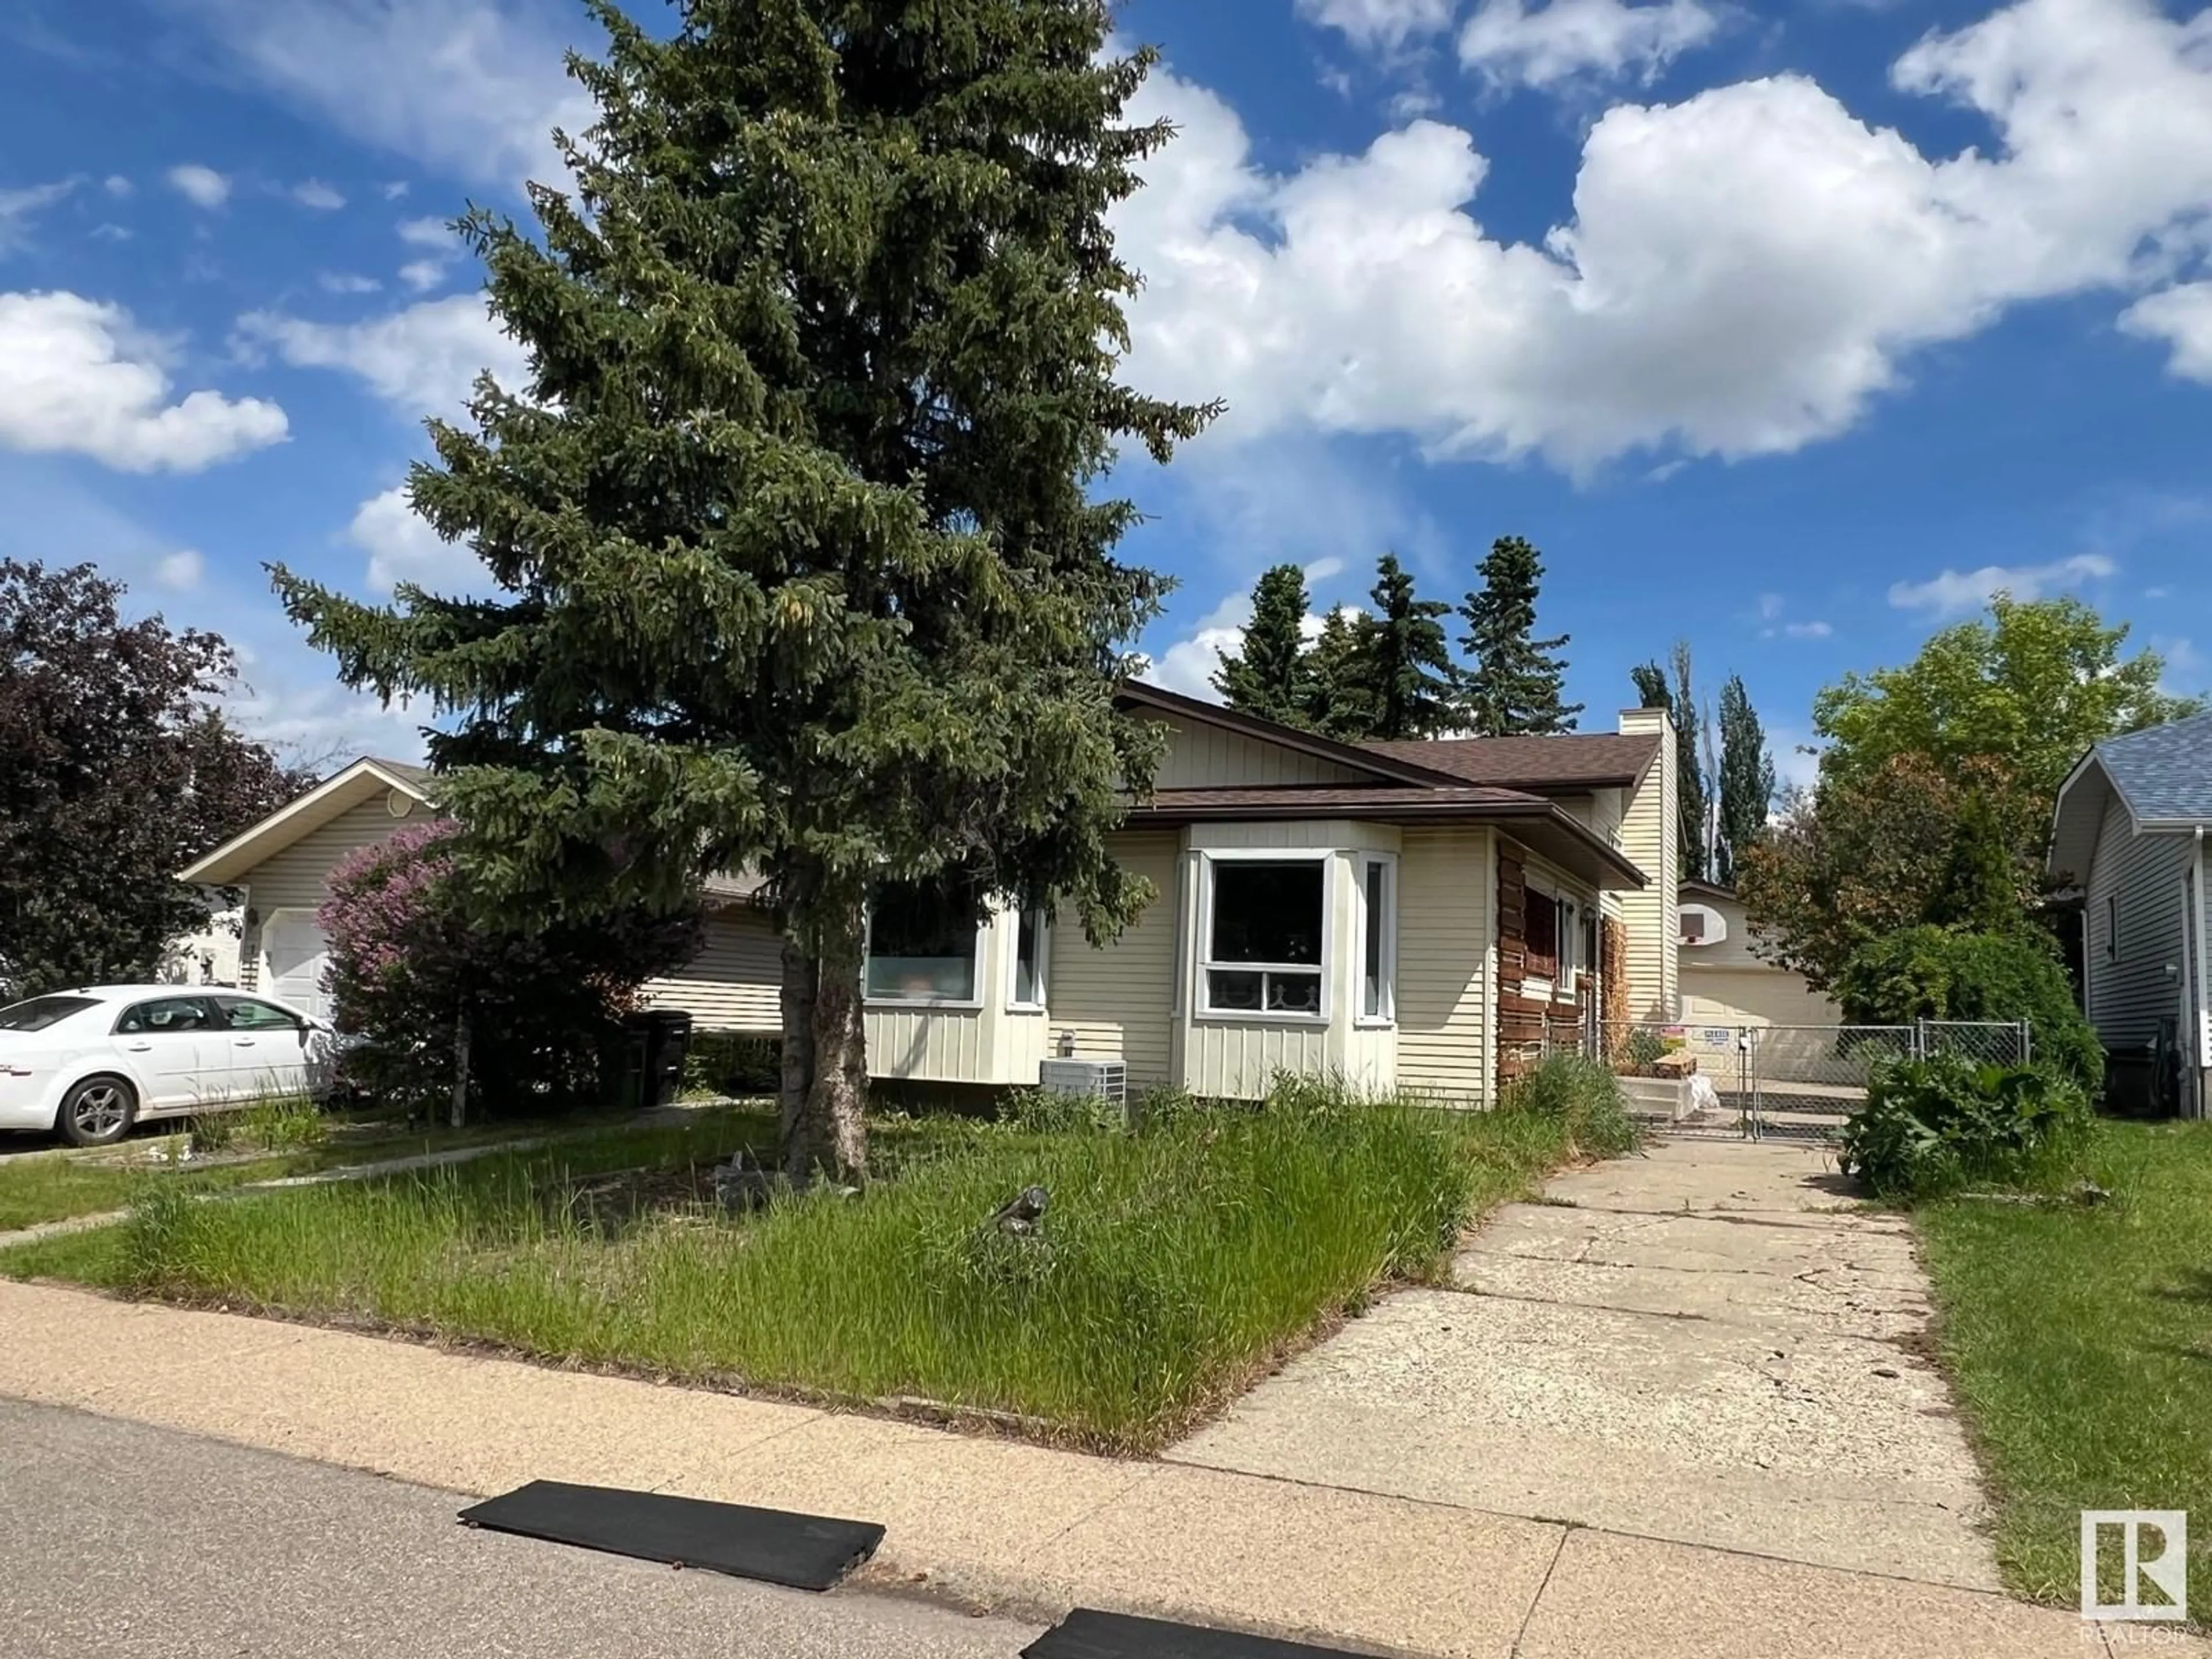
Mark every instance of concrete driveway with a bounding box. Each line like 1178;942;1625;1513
1165;1137;1999;1591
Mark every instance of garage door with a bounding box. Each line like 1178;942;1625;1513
1681;967;1840;1030
262;912;334;1022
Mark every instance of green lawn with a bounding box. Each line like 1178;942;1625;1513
2;1092;1588;1452
1918;1119;2212;1615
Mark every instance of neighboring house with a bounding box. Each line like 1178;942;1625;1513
175;759;780;1033
2049;711;2212;1118
1676;880;1840;1031
158;906;243;987
180;685;1680;1105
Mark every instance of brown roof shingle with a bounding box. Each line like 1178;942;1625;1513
1362;733;1660;791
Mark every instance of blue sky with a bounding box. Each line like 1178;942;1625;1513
3;0;2209;783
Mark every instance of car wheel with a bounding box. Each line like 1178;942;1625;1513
57;1076;137;1148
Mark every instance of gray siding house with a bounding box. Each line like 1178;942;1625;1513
2050;712;2212;1117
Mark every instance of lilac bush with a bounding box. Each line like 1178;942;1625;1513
319;821;701;1118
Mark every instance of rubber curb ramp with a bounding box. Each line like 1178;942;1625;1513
1023;1608;1376;1658
457;1479;884;1591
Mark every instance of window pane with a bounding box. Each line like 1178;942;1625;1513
865;882;978;1001
1208;969;1265;1011
1013;909;1045;1005
1210;862;1323;965
118;997;213;1035
1363;862;1387;1017
218;997;301;1031
0;995;96;1032
1266;971;1323;1014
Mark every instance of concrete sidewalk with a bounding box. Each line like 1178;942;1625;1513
0;1279;2147;1658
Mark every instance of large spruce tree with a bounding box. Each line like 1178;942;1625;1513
1303;604;1375;738
1457;535;1581;736
1213;563;1313;726
1714;673;1774;885
1351;554;1455;740
272;0;1213;1179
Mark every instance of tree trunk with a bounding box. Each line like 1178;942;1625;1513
786;889;868;1183
449;1015;471;1130
778;935;818;1154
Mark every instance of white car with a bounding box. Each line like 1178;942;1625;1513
0;986;339;1147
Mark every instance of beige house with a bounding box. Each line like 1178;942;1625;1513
1676;880;1840;1031
181;685;1679;1105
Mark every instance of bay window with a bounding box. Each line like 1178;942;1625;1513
1203;858;1325;1017
864;882;980;1004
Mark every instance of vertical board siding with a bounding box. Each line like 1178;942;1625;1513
1050;832;1178;1082
864;909;1027;1084
1395;825;1491;1101
1184;1020;1332;1099
1145;714;1366;789
2086;796;2193;1046
643;908;781;1032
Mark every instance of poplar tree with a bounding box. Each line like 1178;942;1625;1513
1714;672;1774;885
1632;643;1710;882
272;0;1213;1179
1457;535;1580;736
1213;563;1313;726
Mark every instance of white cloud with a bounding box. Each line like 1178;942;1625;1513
1756;592;1785;623
1783;619;1834;638
1112;0;2212;474
318;271;382;294
1756;593;1832;638
235;294;527;419
290;179;346;210
1297;0;1458;52
160;0;596;192
166;163;230;208
1146;590;1260;702
91;223;132;244
1887;552;2116;617
398;259;449;293
397;215;449;249
345;485;451;590
381;181;410;200
2120;282;2212;384
0;180;77;255
156;548;206;590
103;175;132;198
1458;0;1721;90
396;218;459;293
0;291;288;471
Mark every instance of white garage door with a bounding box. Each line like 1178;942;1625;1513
262;912;334;1023
1681;967;1841;1030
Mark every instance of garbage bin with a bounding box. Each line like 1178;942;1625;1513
639;1009;692;1108
603;1017;651;1112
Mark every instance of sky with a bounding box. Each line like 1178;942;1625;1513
3;0;2210;786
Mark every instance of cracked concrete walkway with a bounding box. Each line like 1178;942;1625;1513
1166;1137;2001;1592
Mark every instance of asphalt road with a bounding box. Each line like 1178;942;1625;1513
0;1397;1044;1658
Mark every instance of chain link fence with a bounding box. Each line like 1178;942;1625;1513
1541;1017;2035;1141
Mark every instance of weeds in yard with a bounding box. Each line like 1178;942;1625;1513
41;1081;1599;1450
1501;1054;1639;1159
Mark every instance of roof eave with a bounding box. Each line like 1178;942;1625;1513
177;758;434;886
1118;683;1471;789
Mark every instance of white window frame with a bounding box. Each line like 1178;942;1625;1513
1196;850;1332;1024
1005;906;1051;1013
862;892;986;1011
1357;853;1397;1028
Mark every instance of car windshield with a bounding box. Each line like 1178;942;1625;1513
0;995;99;1033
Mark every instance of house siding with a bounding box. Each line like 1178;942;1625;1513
643;908;781;1032
239;794;434;990
1395;824;1493;1102
2086;794;2194;1047
1141;714;1366;789
1048;831;1179;1084
1610;709;1677;1021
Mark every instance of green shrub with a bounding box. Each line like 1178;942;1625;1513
1839;1056;2096;1203
683;1033;780;1099
1505;1054;1639;1159
1834;926;2103;1087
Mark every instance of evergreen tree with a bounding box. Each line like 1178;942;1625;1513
1714;673;1775;886
1348;554;1456;740
1631;643;1710;882
1457;535;1581;736
1304;605;1376;738
1213;563;1313;726
272;0;1214;1180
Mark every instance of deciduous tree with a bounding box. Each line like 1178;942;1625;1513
1631;643;1710;882
1457;535;1580;737
1714;673;1774;886
272;0;1214;1180
0;560;308;998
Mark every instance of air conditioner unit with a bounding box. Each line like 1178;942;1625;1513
1039;1058;1127;1111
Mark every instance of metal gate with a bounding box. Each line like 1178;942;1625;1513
1548;1018;2035;1142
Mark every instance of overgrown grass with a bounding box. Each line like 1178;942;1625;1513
1918;1120;2212;1618
5;1086;1588;1450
